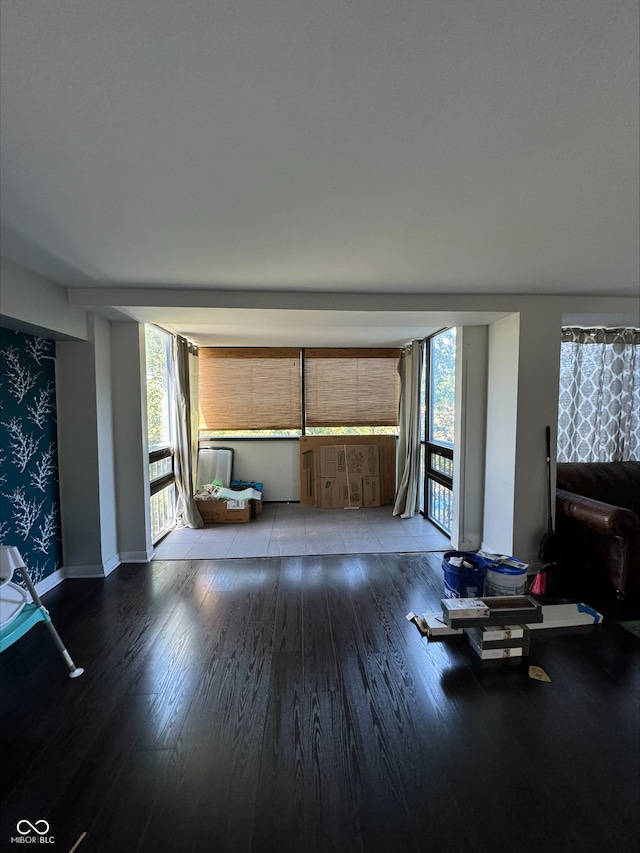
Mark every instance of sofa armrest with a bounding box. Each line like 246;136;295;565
556;489;640;539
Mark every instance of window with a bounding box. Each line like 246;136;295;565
199;348;302;435
304;348;401;430
145;325;175;542
423;329;456;534
198;347;401;437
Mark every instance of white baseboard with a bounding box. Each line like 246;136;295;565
104;553;121;576
64;552;121;578
64;564;108;578
61;548;154;579
34;568;65;597
119;547;154;564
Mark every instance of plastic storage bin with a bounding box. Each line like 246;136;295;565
442;551;487;599
484;561;528;596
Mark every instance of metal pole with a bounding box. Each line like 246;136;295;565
18;566;84;678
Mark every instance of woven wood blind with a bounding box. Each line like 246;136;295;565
199;348;302;430
304;348;401;427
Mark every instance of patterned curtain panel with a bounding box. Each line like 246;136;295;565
558;327;640;462
0;328;62;585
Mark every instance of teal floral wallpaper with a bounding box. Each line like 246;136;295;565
0;328;62;585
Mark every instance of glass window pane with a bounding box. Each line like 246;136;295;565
149;456;173;481
420;346;426;443
150;484;175;542
430;452;453;478
305;426;398;436
429;328;456;446
428;480;453;533
145;326;172;450
418;443;425;513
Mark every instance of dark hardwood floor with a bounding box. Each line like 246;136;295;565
1;553;639;853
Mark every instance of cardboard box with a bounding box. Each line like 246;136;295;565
195;497;251;524
442;595;543;629
313;444;380;478
313;473;381;509
345;444;379;476
314;476;350;509
467;644;529;660
299;436;396;507
347;476;363;506
441;598;490;620
463;625;530;650
314;445;347;478
307;445;381;508
362;476;381;507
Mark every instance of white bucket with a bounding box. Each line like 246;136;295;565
484;563;527;596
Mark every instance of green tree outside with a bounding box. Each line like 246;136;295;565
145;325;171;450
430;328;456;445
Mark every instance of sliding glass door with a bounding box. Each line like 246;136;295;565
422;329;456;534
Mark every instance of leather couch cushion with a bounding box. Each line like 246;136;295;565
556;461;640;516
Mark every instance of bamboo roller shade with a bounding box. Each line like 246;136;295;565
198;347;401;430
304;349;401;427
199;348;302;430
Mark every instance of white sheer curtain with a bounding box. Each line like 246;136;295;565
558;327;640;462
171;335;203;528
393;340;424;518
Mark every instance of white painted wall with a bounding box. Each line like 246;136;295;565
452;325;488;551
482;314;520;555
56;339;99;568
56;326;105;573
198;438;301;501
112;322;153;561
56;315;122;576
0;257;88;340
93;316;119;568
512;303;562;562
481;305;563;564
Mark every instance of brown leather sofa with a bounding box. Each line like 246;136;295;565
555;462;640;597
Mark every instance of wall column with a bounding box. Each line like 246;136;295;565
482;303;562;564
451;325;488;552
56;314;119;576
112;322;153;562
512;303;562;563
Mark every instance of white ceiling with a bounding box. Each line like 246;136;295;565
118;305;511;347
1;1;638;345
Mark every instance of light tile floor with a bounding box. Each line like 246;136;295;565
153;502;450;560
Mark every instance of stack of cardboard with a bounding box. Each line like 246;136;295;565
300;435;396;507
310;444;381;508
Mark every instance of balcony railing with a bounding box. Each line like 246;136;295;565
149;445;175;542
